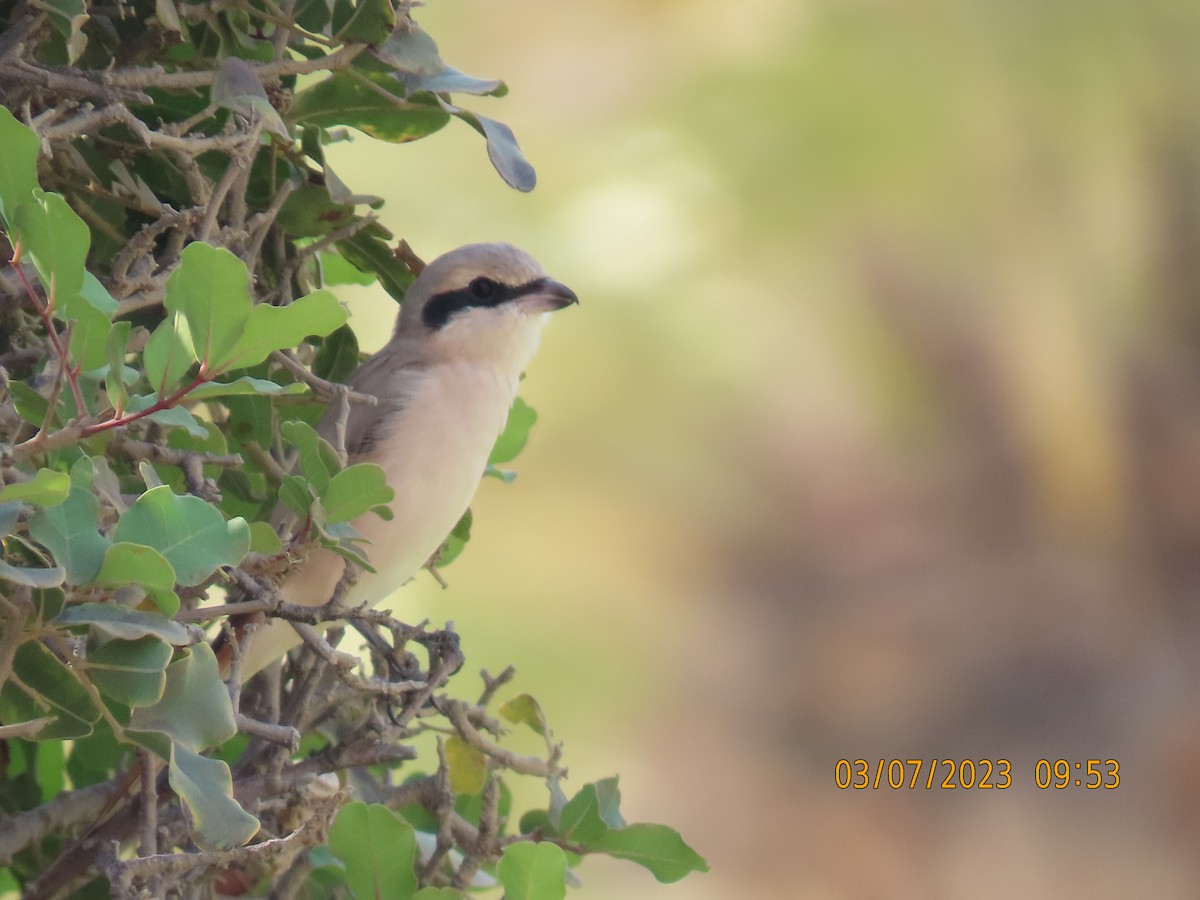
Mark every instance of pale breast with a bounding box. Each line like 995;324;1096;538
286;361;518;609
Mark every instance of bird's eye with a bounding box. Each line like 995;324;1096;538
469;277;498;300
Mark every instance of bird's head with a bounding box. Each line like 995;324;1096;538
396;242;578;368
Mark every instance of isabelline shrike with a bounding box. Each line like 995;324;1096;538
238;242;577;675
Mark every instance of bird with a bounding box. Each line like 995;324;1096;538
235;242;577;677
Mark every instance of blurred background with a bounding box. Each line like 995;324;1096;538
328;1;1200;896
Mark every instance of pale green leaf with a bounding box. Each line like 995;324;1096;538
69;301;113;372
86;636;172;708
28;485;110;583
445;736;487;795
163;243;252;370
44;0;88;62
187;376;307;401
11;190;89;310
291;73;450;142
323;463;395;524
168;744;260;850
0;561;65;588
216;289;347;371
95;542;181;615
318;252;375;288
105;320;132;411
498;693;547;737
248;521;283;554
587;823;709;883
128;642;236;750
80;271;119;316
496;842;567;900
54;602;190;644
0;107;39;224
328;803;418;900
144;311;197;394
489;397;537;465
440;100;536;192
1;640;100;740
280;420;338;495
113;485;250;585
0;468;70;507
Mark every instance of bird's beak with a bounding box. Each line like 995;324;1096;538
519;277;579;313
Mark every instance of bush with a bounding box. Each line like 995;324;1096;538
0;3;706;896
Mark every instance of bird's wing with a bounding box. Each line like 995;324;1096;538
318;341;428;460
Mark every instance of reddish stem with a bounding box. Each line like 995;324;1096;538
8;245;89;414
78;372;211;437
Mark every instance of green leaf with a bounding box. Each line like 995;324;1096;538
169;744;260;850
281;420;338;495
375;28;505;97
12;190;90;312
328;803;418;900
490;397;538;465
8;381;50;428
518;808;553;836
67;720;125;787
126;397;209;438
105;320;132;412
587;777;626;831
31;587;64;622
498;693;548;737
440;101;536;193
28;481;111;584
312;324;361;382
95;542;181;615
558;779;624;844
54;603;191;644
323;464;394;524
445;736;487;795
318;253;376;288
144;311;198;394
496;842;567;900
248;521;283;554
217;289;348;371
85;636;172;708
276;183;355;238
413;888;462;900
412;66;507;97
331;0;395;44
295;0;332;33
80;271;119;316
128;643;236;750
0;107;39;224
113;484;250;586
44;0;88;62
0;468;70;506
372;25;441;76
187;376;308;401
163;243;253;371
431;509;471;569
587;824;708;883
0;561;66;588
278;475;314;517
291;73;450;142
70;301;113;372
36;738;65;801
336;228;416;303
2;640;101;740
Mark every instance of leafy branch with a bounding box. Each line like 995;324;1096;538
0;2;706;897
